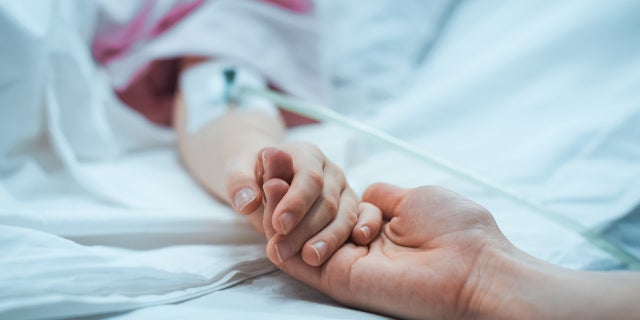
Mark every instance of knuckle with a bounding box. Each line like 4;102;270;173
285;197;308;214
329;219;352;245
306;169;324;189
303;142;321;154
320;196;339;218
326;161;346;182
348;208;359;226
304;143;325;162
344;186;357;200
358;202;379;218
324;229;341;249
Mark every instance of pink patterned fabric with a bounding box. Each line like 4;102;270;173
91;0;205;126
149;0;205;37
91;1;205;125
92;0;204;65
91;1;155;65
261;0;311;13
92;0;320;127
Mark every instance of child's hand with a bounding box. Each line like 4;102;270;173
257;143;382;267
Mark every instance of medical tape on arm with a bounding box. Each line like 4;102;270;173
179;60;278;134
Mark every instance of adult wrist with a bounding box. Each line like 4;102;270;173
461;240;555;320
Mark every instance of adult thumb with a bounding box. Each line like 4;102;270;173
362;182;407;220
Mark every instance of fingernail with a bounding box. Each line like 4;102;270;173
275;240;293;264
234;187;255;210
279;212;295;233
359;225;371;241
311;241;328;262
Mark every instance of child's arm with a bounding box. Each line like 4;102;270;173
174;58;378;265
173;57;283;229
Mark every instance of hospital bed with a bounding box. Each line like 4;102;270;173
1;1;639;319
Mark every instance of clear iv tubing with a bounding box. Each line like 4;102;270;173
238;85;640;270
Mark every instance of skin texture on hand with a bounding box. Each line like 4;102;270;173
257;146;382;267
264;181;640;320
263;182;507;319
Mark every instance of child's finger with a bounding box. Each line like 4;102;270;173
271;146;326;235
267;208;333;267
267;160;348;264
262;178;290;240
299;187;359;266
225;154;263;215
260;147;294;183
273;180;358;265
351;202;383;245
301;189;357;266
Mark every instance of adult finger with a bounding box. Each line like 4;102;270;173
361;182;408;220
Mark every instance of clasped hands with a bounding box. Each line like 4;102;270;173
224;143;512;319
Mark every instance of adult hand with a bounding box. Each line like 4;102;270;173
263;182;512;319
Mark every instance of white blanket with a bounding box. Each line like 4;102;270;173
1;0;639;319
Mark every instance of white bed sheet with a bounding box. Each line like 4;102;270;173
158;0;640;317
2;0;639;319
